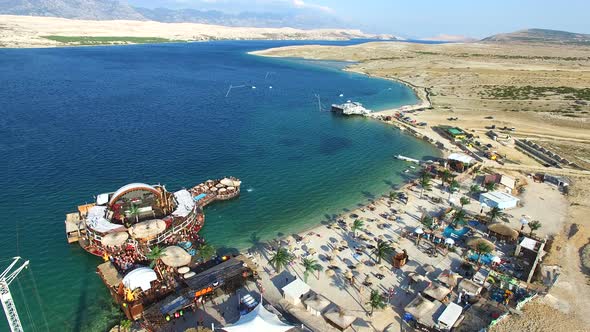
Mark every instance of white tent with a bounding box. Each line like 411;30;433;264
448;153;474;164
222;302;293;332
122;267;157;292
281;278;311;306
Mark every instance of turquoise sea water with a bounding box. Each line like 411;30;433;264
0;40;440;331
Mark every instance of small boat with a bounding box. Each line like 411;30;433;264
339;93;344;97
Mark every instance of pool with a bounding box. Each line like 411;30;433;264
469;252;494;265
443;225;470;239
193;193;207;201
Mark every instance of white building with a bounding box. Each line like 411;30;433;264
479;191;519;209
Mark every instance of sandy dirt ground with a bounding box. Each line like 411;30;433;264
252;41;590;168
0;15;381;48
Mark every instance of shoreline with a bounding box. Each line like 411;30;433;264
235;51;444;253
342;67;432;114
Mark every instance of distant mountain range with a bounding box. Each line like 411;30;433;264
482;29;590;45
0;0;144;20
0;0;354;30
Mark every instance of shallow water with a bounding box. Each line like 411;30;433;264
0;40;440;331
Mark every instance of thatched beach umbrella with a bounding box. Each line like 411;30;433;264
308;248;317;255
329;257;337;266
326;269;335;277
488;223;519;240
467;237;495;251
379;264;387;272
161;246;191;267
102;231;129;246
128;219;166;240
340;240;347;247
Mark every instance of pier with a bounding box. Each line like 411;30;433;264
395;154;421;164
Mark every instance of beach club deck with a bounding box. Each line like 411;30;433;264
65;177;241;257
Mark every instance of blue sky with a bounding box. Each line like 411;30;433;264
128;0;590;38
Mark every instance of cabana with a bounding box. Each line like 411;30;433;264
304;294;331;316
458;279;482;296
437;302;463;331
436;270;459;289
479;191;519;210
423;282;452;302
323;307;357;331
222;301;294;332
281;278;310;306
488;223;519;241
123;267;158;292
404;294;445;329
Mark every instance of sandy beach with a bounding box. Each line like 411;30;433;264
0;15;384;48
239;162;585;331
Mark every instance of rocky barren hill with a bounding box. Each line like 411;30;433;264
482;28;590;45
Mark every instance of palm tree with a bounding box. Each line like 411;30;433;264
484;181;496;192
269;246;293;273
351;219;364;238
421;215;434;229
528;220;542;237
366;289;387;316
197;243;216;262
441;169;453;185
468;184;481;198
372;240;394;264
418;173;432;198
119;319;132;332
460;196;470;208
128;204;140;225
452;209;466;227
146;245;165;269
475;242;493;265
448;180;460;199
389;191;396;200
487;206;503;223
301;258;323;282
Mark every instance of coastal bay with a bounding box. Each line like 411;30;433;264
0;40;439;331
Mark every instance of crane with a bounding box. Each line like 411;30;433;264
0;257;29;332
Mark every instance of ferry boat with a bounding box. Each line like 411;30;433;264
331;101;371;116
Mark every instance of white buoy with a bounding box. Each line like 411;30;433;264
269;86;273;89
339;93;344;97
252;86;257;89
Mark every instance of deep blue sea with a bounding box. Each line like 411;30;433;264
0;40;440;331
